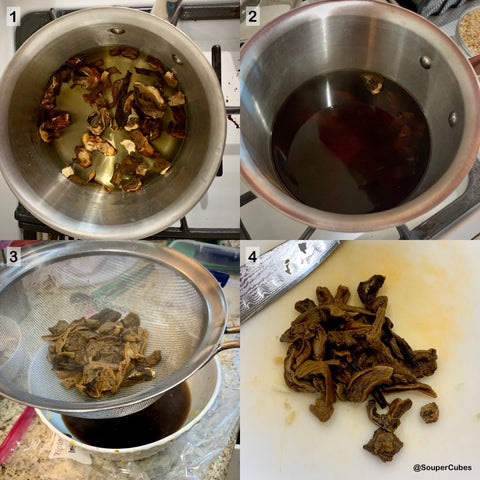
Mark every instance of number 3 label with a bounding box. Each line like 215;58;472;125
7;7;21;27
6;247;21;266
246;6;260;26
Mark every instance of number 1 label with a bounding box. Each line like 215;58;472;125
7;7;21;27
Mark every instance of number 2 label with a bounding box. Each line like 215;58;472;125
6;7;21;27
246;6;260;26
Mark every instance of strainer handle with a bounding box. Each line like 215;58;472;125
213;325;240;354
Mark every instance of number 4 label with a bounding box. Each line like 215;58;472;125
7;7;21;27
6;247;21;266
245;246;259;265
246;6;260;26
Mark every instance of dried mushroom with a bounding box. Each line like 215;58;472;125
134;82;165;119
42;309;162;399
82;133;117;156
87;108;112;136
74;146;93;168
280;275;438;462
39;45;187;192
109;46;140;60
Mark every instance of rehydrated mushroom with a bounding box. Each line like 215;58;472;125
420;402;439;423
134;82;165;119
82;133;117;156
74;146;93;168
280;275;438;462
109;46;140;60
363;428;403;463
87;108;112;136
42;310;162;399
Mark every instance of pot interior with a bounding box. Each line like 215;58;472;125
1;8;226;238
241;1;480;226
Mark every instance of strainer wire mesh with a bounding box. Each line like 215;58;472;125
0;241;226;418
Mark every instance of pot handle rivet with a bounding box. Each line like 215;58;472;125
110;27;126;35
172;54;183;65
419;56;432;69
448;111;457;127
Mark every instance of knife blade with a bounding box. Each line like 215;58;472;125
240;240;340;323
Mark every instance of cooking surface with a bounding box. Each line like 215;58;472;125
241;241;480;479
0;0;239;239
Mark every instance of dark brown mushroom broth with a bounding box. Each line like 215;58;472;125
62;381;191;448
44;45;184;189
271;69;431;214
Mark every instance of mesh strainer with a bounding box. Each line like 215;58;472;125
0;241;233;419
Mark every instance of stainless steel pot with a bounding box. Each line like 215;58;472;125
241;0;480;232
0;7;226;239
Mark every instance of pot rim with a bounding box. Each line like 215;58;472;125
240;0;480;232
0;7;227;239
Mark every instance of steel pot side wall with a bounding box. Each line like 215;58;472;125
240;1;480;232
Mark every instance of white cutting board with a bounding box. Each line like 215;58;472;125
241;241;480;480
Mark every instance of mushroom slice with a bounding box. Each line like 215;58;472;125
74;146;93;168
166;121;186;139
115;71;133;128
124;108;140;132
121;176;142;192
129;130;158;158
167;90;185;107
72;66;102;90
140;117;162;141
50;112;71;131
346;366;393;403
82;133;117;156
134;82;165;119
153;158;172;175
87;108;112;136
164;71;178;88
39;121;59;143
146;55;166;73
109;46;140;60
61;166;75;178
110;163;122;187
120;139;136;155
